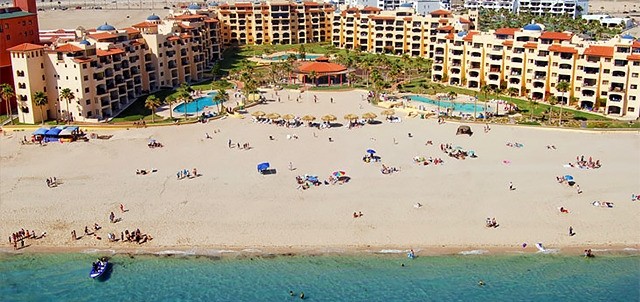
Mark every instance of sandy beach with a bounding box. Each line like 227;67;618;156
1;89;639;255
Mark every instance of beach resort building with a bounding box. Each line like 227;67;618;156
431;24;640;118
331;6;473;57
0;0;40;115
8;13;221;123
202;1;335;46
463;0;588;19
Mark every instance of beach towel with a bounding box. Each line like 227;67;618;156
502;160;511;165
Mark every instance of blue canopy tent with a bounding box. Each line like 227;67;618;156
32;128;49;136
257;162;270;173
59;126;79;136
44;128;62;142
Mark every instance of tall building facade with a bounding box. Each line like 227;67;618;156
204;1;335;46
9;13;221;123
331;7;472;57
0;0;39;115
431;24;640;118
464;0;588;19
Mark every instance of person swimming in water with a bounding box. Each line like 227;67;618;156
478;280;485;286
300;292;305;299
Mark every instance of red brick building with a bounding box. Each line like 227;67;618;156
0;0;39;115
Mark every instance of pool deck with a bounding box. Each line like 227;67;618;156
247;51;323;64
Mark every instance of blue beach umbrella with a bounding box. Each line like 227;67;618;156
257;162;270;172
366;149;376;154
564;175;574;181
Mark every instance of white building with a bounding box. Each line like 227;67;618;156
464;0;589;19
348;0;449;14
582;14;634;29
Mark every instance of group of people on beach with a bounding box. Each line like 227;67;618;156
440;143;477;160
120;228;153;244
485;218;499;228
572;155;601;169
9;228;43;250
413;156;444;166
228;139;251;150
381;164;400;175
295;174;350;190
45;177;58;188
148;140;163;148
176;168;198;180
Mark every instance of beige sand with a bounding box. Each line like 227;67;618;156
36;8;170;30
1;89;639;255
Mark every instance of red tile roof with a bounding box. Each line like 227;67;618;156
539;31;573;41
7;43;44;52
626;54;640;60
87;32;118;40
502;40;513;46
430;9;451;16
72;57;95;63
495;28;519;36
548;44;577;54
438;18;448;23
524;42;538;49
632;41;640;48
361;6;381;12
97;48;125;57
463;31;479;42
370;16;395;21
55;44;83;52
459;17;471;24
445;33;454;40
297;61;347;74
584;45;614;57
132;21;158;28
437;25;453;31
167;36;180;41
123;27;140;34
303;1;319;6
204;18;219;23
172;14;206;20
178;23;195;29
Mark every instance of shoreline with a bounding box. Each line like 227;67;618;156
2;243;639;257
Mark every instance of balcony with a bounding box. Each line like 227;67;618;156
584;67;598;75
609;85;624;92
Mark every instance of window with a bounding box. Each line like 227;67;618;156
629;107;635;112
86;99;91;105
631;85;638;89
603;69;610;74
632;73;639;78
42;75;45;80
84;87;90;93
84;75;88;81
83;64;87;69
41;63;44;69
605;58;611;62
6;34;10;40
43;87;46;92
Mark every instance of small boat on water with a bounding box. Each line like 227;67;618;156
90;258;109;279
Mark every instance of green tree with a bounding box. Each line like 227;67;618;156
59;88;75;124
177;83;193;120
556;81;570;126
213;88;229;114
145;95;160;123
33;91;48;124
210;63;221;81
480;84;491;121
309;70;318;86
0;83;15;125
298;44;306;61
164;95;177;121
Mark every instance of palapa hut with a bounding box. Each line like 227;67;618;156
295;57;351;86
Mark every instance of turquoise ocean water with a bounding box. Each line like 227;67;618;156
0;253;638;301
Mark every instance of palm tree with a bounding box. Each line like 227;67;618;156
298;44;306;61
210;63;221;81
556;81;570;126
176;83;193;120
309;70;318;86
507;87;519;97
480;84;491;121
213;88;229;114
164;95;176;121
1;83;15;125
59;88;75;124
145;95;160;123
33;91;48;124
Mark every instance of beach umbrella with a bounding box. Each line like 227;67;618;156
301;115;316;122
564;175;574;181
266;113;281;120
366;149;376;154
381;109;395;116
251;111;266;117
333;171;346;177
282;114;295;121
321;114;337;122
343;113;359;121
361;112;377;119
257;162;270;172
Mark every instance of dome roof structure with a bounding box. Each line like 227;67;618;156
523;23;542;31
147;14;161;21
399;3;413;7
79;40;91;45
96;23;116;31
187;3;201;9
621;34;634;40
457;31;467;37
207;2;218;6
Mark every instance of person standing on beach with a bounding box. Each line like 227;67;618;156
569;226;574;236
120;204;125;213
109;212;115;223
509;182;515;191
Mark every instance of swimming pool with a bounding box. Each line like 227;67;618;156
173;93;219;114
409;95;485;114
265;54;321;61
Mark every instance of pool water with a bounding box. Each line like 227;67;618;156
409;95;486;114
266;54;321;61
173;92;218;114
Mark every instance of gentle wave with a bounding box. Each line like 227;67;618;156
376;249;405;254
81;249;116;255
154;250;196;256
537;249;559;254
459;250;488;255
241;248;263;253
623;248;639;251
